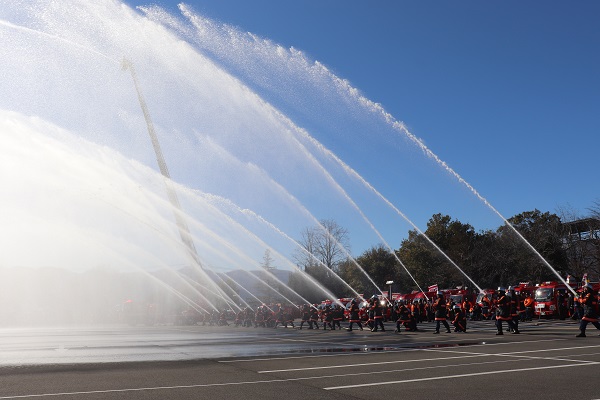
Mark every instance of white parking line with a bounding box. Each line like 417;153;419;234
324;361;600;390
219;338;566;363
257;353;491;373
0;358;521;399
258;342;598;373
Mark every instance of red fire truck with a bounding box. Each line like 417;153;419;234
513;282;536;298
534;281;578;317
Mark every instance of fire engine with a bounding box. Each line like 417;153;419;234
446;288;475;306
534;281;578;317
513;282;536;298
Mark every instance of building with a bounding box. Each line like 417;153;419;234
562;218;600;280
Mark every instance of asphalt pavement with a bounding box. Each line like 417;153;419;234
1;319;599;399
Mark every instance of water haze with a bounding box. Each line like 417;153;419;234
0;0;501;325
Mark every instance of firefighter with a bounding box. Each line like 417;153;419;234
395;301;415;333
298;304;311;330
309;305;320;329
507;286;520;333
452;305;467;332
576;283;600;337
394;301;407;333
481;294;491;320
557;291;567;320
365;299;375;330
218;310;229;326
411;300;420;323
462;298;472;320
471;302;482;321
234;310;244;327
523;293;534;321
243;307;254;327
433;291;451;334
273;308;285;328
323;305;334;330
345;300;362;331
495;287;519;335
332;305;344;330
283;307;295;328
254;306;266;328
370;296;386;332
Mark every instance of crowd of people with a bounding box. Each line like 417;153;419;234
187;284;600;338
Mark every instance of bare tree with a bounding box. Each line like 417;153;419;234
261;249;275;272
294;219;350;272
588;199;600;219
291;219;351;297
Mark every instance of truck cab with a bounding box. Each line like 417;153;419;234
534;281;577;317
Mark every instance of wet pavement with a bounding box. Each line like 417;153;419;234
0;319;584;366
1;320;600;399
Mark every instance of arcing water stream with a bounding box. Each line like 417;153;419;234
0;1;571;325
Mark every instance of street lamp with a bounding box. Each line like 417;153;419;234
385;280;394;302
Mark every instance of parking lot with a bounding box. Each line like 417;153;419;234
0;320;599;399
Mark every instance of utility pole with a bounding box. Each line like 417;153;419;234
122;58;201;268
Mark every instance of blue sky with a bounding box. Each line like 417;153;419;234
125;0;599;225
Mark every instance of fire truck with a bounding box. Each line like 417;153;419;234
396;291;419;304
446;288;475;306
513;282;536;298
534;281;578;317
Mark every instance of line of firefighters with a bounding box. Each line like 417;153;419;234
195;283;600;337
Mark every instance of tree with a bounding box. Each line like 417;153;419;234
291;219;351;297
499;209;568;282
295;219;350;270
257;249;281;304
339;245;402;295
261;249;275;272
589;199;600;220
397;214;476;290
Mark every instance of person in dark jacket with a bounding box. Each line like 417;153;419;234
495;287;519;335
323;305;334;330
298;304;311;330
433;292;451;334
346;300;364;331
370;296;385;332
452;305;467;332
309;306;320;330
507;286;520;332
332;305;344;330
576;284;600;337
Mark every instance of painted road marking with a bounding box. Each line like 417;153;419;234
324;362;600;390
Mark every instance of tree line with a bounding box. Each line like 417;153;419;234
286;203;600;302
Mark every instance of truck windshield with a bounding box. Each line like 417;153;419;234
535;288;553;302
450;295;462;304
